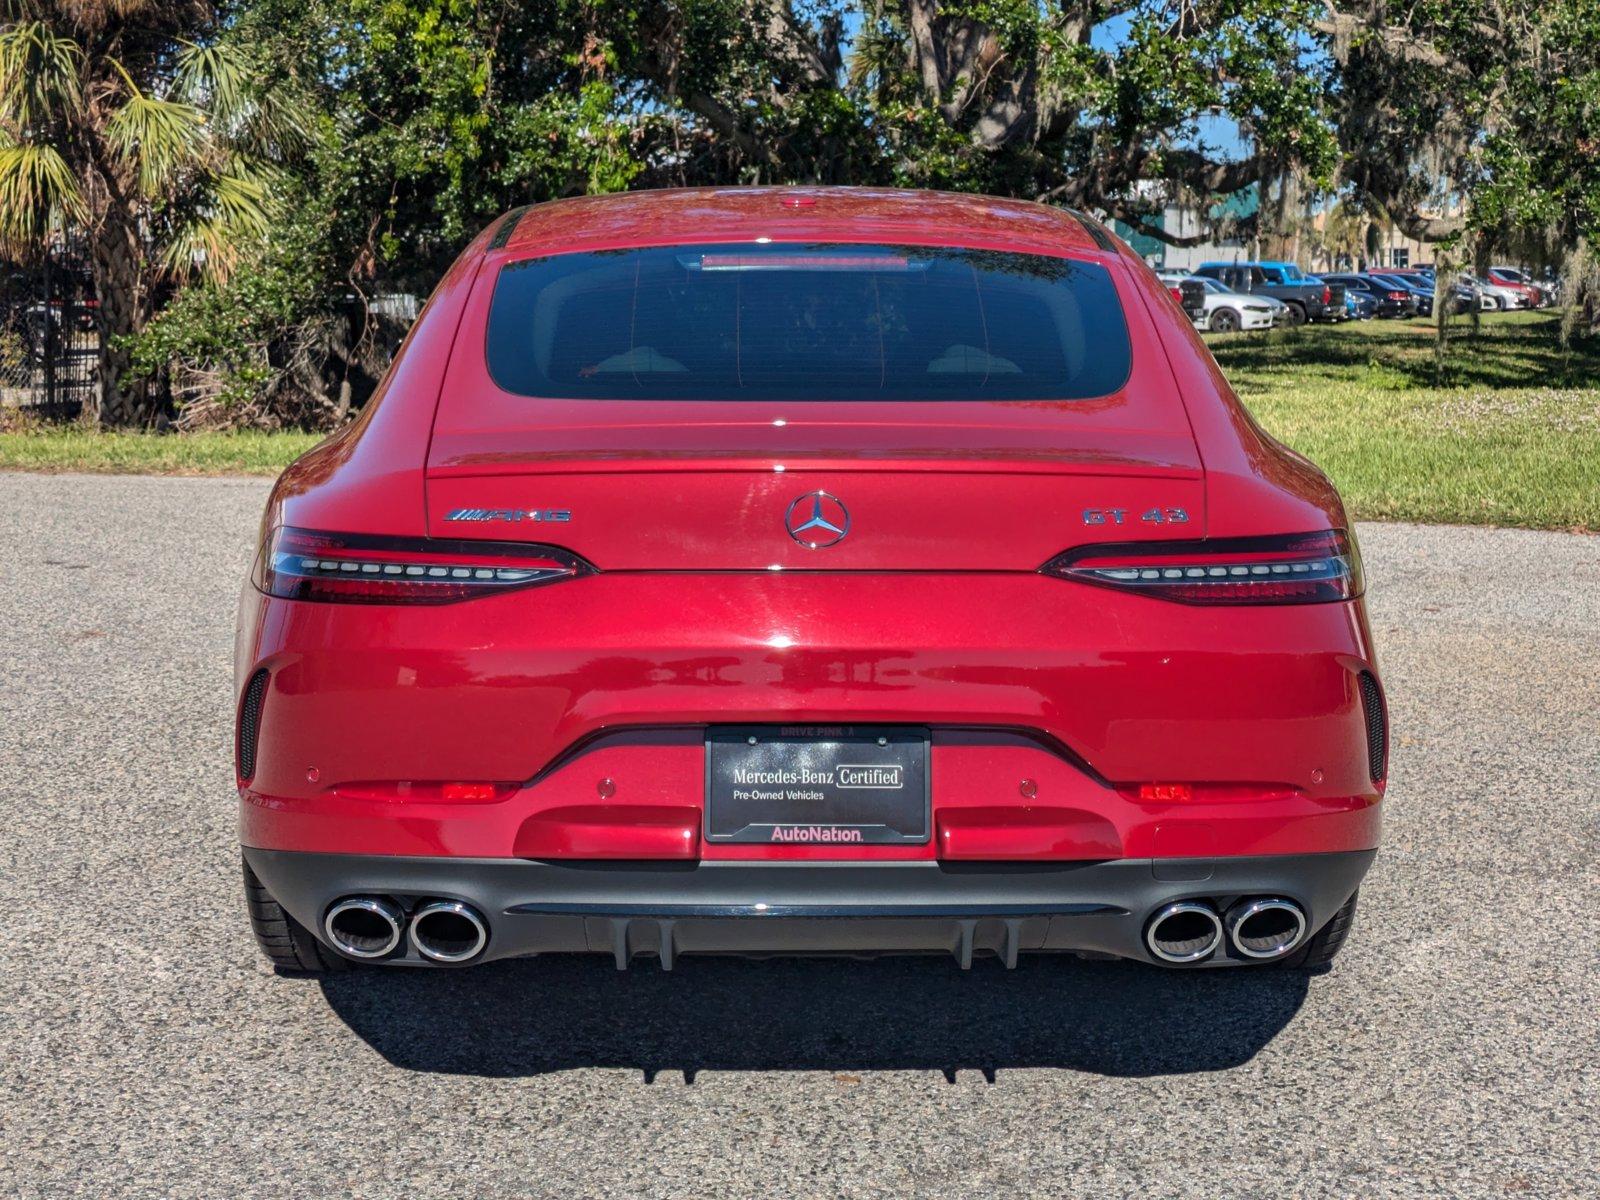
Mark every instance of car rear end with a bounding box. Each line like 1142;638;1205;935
1302;279;1346;323
237;190;1384;974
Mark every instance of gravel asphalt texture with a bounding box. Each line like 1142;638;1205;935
1;472;1595;1199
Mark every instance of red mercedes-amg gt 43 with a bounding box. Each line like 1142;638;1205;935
237;188;1384;974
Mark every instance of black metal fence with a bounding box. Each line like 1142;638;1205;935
1;235;99;421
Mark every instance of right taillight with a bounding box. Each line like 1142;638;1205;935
1043;530;1362;605
253;526;590;604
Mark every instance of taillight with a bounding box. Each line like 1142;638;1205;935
1043;530;1362;605
1322;286;1331;304
253;526;589;604
1388;291;1408;300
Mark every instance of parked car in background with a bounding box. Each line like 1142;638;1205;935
1320;273;1415;318
1193;263;1346;325
1244;262;1344;325
1253;261;1321;288
1487;267;1547;308
1369;273;1436;318
1462;273;1525;310
1188;276;1278;332
1251;292;1293;325
1345;290;1378;320
1384;272;1478;316
1390;273;1456;316
1154;270;1282;332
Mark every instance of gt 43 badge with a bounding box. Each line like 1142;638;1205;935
1082;507;1189;525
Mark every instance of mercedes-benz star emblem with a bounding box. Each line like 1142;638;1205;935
785;491;850;548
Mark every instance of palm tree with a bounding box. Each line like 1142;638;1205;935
0;3;298;423
1326;200;1363;272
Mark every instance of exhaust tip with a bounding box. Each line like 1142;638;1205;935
1145;901;1223;963
409;900;488;964
324;896;403;959
1226;898;1307;960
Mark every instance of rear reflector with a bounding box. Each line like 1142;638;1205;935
441;783;503;802
1043;530;1361;605
331;781;517;803
1139;783;1193;802
255;526;588;605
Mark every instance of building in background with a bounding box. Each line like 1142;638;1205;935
1110;186;1259;271
1109;182;1461;275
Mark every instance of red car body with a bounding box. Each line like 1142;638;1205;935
238;187;1384;972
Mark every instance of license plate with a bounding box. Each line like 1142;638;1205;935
705;726;930;845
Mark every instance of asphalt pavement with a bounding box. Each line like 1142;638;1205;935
0;472;1595;1199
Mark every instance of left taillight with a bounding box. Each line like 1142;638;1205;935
1042;530;1362;605
253;526;589;605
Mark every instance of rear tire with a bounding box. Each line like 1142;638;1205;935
1283;302;1307;326
243;856;349;974
1281;890;1358;971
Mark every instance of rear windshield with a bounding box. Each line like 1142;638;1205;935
484;243;1131;401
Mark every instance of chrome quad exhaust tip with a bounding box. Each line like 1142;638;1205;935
323;896;404;959
408;900;489;964
1225;897;1307;960
1145;901;1224;963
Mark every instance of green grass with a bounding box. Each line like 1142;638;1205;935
1;312;1596;529
1207;311;1600;532
0;427;322;475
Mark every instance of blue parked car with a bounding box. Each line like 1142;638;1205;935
1345;290;1377;320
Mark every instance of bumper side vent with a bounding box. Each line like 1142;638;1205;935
1357;671;1387;783
237;669;269;782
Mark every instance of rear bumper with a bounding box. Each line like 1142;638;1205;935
245;846;1376;969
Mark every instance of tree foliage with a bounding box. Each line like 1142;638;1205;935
4;0;1597;425
0;1;306;422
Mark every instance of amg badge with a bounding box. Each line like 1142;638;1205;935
444;508;571;523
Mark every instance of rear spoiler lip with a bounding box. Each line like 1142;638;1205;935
423;456;1205;481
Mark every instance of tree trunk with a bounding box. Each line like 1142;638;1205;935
89;209;155;427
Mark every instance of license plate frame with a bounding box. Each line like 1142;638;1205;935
704;725;931;845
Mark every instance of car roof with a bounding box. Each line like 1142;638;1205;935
492;187;1110;259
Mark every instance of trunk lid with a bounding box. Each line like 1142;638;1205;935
424;405;1205;571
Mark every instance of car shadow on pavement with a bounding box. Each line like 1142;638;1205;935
318;953;1310;1079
